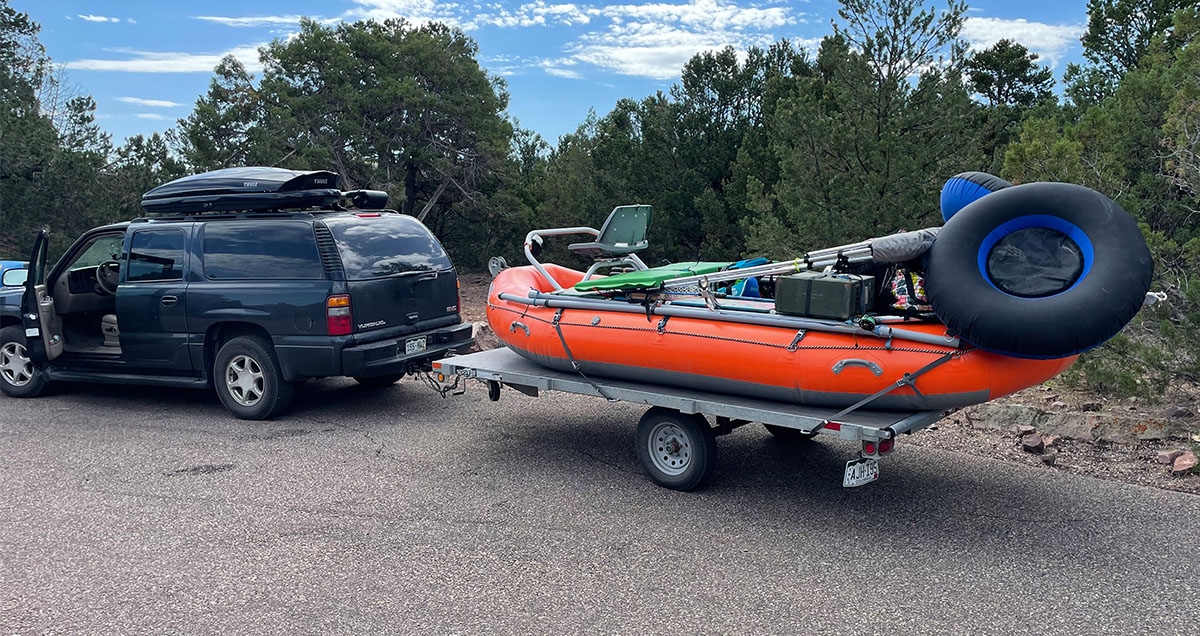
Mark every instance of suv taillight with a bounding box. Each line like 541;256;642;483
327;294;352;335
456;278;462;315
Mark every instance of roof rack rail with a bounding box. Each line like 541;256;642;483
140;166;388;215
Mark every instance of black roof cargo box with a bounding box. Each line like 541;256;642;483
140;167;342;214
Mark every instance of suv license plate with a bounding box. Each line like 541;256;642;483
843;457;879;488
405;337;427;355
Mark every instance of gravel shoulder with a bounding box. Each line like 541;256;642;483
457;272;1200;496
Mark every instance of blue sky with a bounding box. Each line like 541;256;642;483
21;0;1089;147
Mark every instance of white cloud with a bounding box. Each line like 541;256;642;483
342;0;461;25
562;0;794;79
193;15;308;27
541;59;584;79
64;44;264;73
961;17;1084;67
127;18;137;24
78;14;121;23
118;97;183;108
472;2;593;28
135;113;166;120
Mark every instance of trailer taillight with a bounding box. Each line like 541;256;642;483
863;441;877;455
327;294;352;335
879;438;894;454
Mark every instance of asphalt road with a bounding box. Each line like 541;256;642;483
1;377;1198;635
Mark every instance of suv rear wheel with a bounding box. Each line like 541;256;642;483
0;326;47;398
214;335;294;420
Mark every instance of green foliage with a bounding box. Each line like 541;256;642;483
1081;0;1192;78
738;0;978;258
965;39;1054;108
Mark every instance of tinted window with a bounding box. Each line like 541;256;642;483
128;229;186;282
202;222;323;280
323;214;452;280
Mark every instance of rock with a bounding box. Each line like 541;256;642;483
1042;434;1062;448
1164;405;1194;419
1081;402;1103;412
1016;424;1037;436
1041;450;1058;466
469;321;502;352
1171;451;1198;475
1044;394;1060;404
1051;401;1067;409
1021;434;1045;454
1157;450;1184;465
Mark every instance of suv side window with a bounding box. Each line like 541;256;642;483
202;222;323;280
127;228;186;282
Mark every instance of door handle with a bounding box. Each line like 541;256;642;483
161;295;179;308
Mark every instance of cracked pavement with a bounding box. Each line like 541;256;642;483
2;377;1198;635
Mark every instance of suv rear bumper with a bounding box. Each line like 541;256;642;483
340;321;474;377
273;322;473;380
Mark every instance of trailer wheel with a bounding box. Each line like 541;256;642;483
763;424;818;442
636;407;716;491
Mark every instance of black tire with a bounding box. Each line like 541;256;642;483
352;374;404;388
635;407;716;491
763;423;818;442
0;325;48;398
213;335;294;420
927;182;1153;359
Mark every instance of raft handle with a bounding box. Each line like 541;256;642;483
510;321;530;336
832;358;883;377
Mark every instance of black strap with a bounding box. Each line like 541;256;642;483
551;308;616;401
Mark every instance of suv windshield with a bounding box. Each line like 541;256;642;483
323;214;452;280
70;235;125;270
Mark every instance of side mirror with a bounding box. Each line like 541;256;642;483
2;267;28;287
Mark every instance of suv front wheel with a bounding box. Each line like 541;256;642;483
214;335;294;420
0;326;47;398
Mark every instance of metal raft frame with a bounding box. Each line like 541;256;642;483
434;348;950;447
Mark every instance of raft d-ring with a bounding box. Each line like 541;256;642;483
787;329;807;352
510;321;530;336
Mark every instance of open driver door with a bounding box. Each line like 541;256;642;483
21;227;64;364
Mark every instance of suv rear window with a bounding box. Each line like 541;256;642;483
322;214;452;280
202;221;323;280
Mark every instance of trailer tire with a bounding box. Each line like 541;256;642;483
763;424;817;442
636;407;716;491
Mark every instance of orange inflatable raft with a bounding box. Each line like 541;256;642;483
486;263;1076;412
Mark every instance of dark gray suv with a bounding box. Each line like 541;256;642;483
0;167;472;419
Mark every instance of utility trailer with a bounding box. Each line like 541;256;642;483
432;347;952;491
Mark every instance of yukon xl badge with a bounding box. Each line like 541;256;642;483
358;320;387;329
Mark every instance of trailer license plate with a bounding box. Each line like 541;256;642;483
843;457;879;488
405;337;427;355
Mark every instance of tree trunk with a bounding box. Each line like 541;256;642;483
404;161;417;216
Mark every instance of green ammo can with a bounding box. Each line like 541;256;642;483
775;271;875;320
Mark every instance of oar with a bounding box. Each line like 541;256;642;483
659;240;876;290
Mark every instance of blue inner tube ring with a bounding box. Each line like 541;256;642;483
976;214;1095;298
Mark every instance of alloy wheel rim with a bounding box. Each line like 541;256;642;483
225;354;265;407
0;342;34;387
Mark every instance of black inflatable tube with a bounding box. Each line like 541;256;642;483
926;182;1153;359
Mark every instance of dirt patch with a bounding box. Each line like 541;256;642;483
456;273;1200;495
